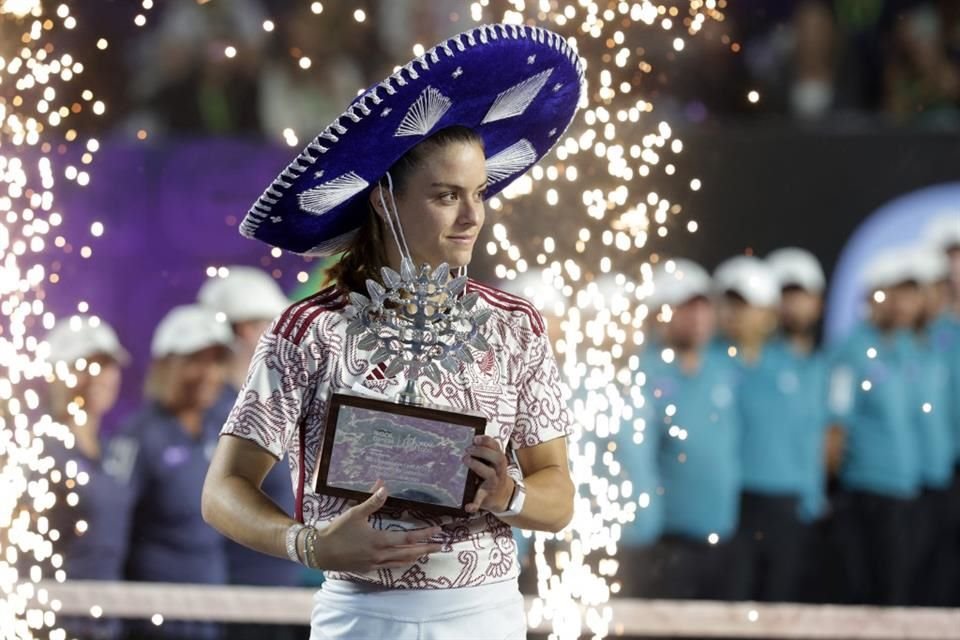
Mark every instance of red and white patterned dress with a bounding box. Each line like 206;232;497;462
221;279;574;589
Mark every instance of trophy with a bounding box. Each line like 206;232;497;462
314;258;494;516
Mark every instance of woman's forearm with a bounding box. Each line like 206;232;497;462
201;472;296;561
498;465;574;533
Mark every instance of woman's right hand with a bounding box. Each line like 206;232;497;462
309;482;445;572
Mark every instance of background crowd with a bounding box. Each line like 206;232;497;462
25;0;960;144
611;213;960;607
42;268;312;639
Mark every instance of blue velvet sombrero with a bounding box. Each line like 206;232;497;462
241;23;586;256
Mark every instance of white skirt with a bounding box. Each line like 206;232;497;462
310;578;526;640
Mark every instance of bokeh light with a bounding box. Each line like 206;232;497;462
472;2;723;638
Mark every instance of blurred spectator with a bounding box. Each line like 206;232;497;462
925;213;960;314
44;317;133;640
765;247;830;522
922;216;960;606
713;255;825;602
128;0;269;136
618;259;742;600
885;3;960;125
900;246;955;606
257;4;364;146
197;267;305;640
827;248;922;605
121;305;232;640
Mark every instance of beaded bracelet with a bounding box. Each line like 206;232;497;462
285;523;307;563
304;527;320;569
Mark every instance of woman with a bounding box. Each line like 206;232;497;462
202;23;583;639
44;317;132;640
121;304;232;639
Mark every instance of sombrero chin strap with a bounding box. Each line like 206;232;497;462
377;172;467;281
378;171;412;264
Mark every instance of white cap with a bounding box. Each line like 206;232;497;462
924;213;960;251
861;247;915;291
151;304;233;358
45;316;130;366
713;255;781;307
197;266;289;323
902;244;950;285
766;247;826;293
647;258;712;308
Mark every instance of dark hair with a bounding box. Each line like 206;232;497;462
326;126;484;293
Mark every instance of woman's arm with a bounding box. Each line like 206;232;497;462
464;435;574;533
202;434;444;572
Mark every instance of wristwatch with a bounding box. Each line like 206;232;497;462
492;476;526;518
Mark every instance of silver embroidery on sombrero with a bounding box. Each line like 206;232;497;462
298;172;370;217
481;67;554;125
485;139;537;183
306;229;358;256
395;86;452;137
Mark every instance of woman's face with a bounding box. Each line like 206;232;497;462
384;141;487;270
165;346;228;412
80;357;122;418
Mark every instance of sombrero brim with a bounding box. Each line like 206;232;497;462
241;23;585;256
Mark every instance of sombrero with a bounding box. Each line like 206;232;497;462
241;23;585;256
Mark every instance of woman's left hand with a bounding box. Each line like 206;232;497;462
463;435;514;514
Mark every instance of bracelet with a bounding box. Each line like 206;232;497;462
304;527;320;569
295;525;310;564
285;523;307;563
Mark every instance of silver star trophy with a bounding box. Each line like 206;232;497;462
317;259;493;516
343;258;493;405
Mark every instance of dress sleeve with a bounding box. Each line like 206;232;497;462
220;327;316;459
511;325;575;449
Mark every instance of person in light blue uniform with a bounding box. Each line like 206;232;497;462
768;248;839;604
766;248;832;525
44;317;134;640
713;254;827;602
198;267;308;639
828;248;923;605
121;305;233;640
903;245;956;605
925;214;960;606
617;258;742;600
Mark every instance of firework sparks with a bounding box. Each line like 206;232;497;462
1;3;110;637
471;2;724;638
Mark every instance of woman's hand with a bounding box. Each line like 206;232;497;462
463;435;514;514
311;481;444;572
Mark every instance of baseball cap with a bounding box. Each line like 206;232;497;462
197;266;290;323
861;247;915;292
45;316;130;366
903;244;950;285
766;247;826;293
713;255;780;307
647;258;712;308
924;213;960;252
151;305;233;358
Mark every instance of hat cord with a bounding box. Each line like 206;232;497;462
377;171;412;264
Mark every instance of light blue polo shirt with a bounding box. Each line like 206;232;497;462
828;323;920;499
618;343;742;543
733;339;830;519
930;313;960;464
904;334;953;489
